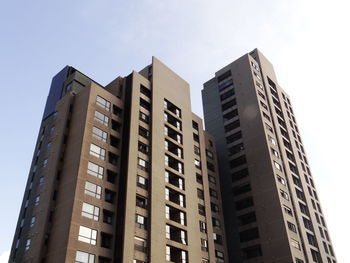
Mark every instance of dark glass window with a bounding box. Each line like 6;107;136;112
239;227;259;242
220;89;235;101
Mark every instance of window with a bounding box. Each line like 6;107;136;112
230;155;247;168
136;195;147;209
299;202;309;216
134;236;147;252
221;99;236;111
103;210;114;224
139;126;149;138
277;175;286;185
217;70;232;82
139;111;150;124
82;202;99;221
196;173;203;184
263;112;271;121
231;168;249;183
194;146;200;155
201;238;208;251
39;176;44;185
218;79;233;91
34;195;40;206
242;245;262;259
105;189;115;203
94;111;109;126
215;250;224;262
138;141;149;154
98;256;111;263
271;148;279;158
75;250;95;263
280;189;289;200
164;99;181;118
224;120;240;132
284;205;293;216
211;202;219;213
291;238;301;250
265;123;274;134
287;221;297;233
165;112;182;130
89;144;106;160
199;221;207;233
43;159;48;167
212;217;221;228
78;226;97;245
206;149;213;159
25;239;31;250
257;90;265;100
213;233;223;244
228;143;245;156
208;175;216;184
111;119;121;132
307;233;318;247
140;98;151;111
30;216;36;227
138;158;149;171
296;188;305;201
197;188;204;200
238;212;256;225
268;135;277;145
235;197;254;210
251;61;260;71
136;214;147;229
303;217;313;231
112;104;122;117
101;232;113;249
137;175;148;189
232;183;251;196
274;161;282;171
198;204;206;216
96;96;110;111
107;152;118;166
239;227;259;242
220;88;235;101
207;161;215;172
87;162;104;179
194;159;201;168
226;131;242;144
140;84;151;97
210;188;218;198
92;126;107;142
84;182;102;199
106;170;117;183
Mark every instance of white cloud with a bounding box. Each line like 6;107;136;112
0;251;9;263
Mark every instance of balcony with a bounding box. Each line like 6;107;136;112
164;112;182;130
166;205;186;226
166;187;186;208
165;125;182;144
165;170;185;190
166;224;187;245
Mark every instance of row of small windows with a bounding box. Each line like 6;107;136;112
266;82;333;258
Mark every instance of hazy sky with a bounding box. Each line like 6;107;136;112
1;0;349;262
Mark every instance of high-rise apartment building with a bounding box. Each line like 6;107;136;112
9;57;228;263
202;49;336;263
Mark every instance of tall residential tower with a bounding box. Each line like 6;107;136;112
202;49;336;263
10;58;228;263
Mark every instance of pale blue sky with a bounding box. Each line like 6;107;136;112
1;0;349;262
